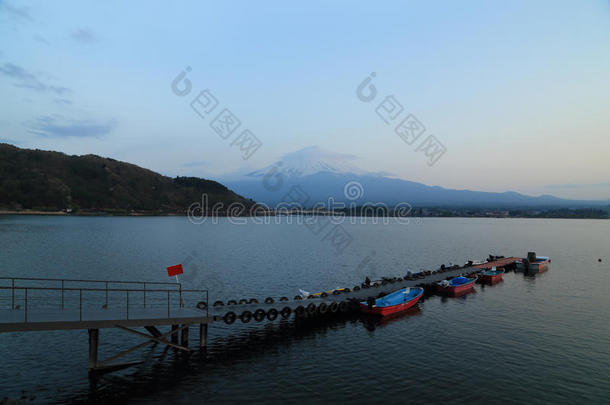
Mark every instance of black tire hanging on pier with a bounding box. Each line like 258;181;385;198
267;308;278;321
333;290;341;295
224;311;236;324
295;305;305;317
280;296;289;301
196;301;208;310
227;299;237;306
329;302;339;313
248;298;258;304
280;306;292;319
306;303;316;315
397;277;403;282
373;282;380;288
294;295;303;300
240;310;252;323
317;302;328;315
321;292;328;297
343;288;351;293
362;284;370;289
353;286;361;291
213;300;224;307
264;297;275;304
239;299;248;305
339;301;349;313
254;309;266;322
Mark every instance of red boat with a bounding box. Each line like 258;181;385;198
478;267;505;284
436;276;476;295
360;287;424;316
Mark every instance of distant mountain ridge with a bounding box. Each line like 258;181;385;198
225;146;608;207
0;143;252;213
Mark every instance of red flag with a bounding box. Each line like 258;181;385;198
167;264;183;277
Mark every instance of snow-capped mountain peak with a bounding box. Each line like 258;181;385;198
246;146;365;178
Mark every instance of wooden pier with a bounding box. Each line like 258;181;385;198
0;277;210;376
0;257;521;376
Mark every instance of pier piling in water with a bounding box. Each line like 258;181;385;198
199;323;208;348
171;324;179;343
181;324;189;347
88;328;99;372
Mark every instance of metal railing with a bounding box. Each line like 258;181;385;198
0;277;208;323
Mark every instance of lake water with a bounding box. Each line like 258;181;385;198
0;215;609;404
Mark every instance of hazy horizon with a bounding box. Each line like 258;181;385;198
1;0;609;199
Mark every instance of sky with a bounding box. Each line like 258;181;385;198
0;0;609;199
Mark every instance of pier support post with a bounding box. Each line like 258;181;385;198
199;324;208;348
88;328;99;372
180;325;189;347
171;324;179;344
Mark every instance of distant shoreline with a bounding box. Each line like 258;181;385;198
0;210;607;219
0;210;67;215
0;210;182;216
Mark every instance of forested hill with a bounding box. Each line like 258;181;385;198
0;143;254;213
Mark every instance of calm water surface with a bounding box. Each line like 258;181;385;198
0;216;608;404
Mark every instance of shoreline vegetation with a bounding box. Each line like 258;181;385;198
0;143;254;213
1;206;608;219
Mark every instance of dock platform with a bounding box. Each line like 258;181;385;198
0;256;521;376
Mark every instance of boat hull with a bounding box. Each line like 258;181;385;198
360;288;424;316
516;259;550;273
360;294;421;316
478;273;503;283
528;261;549;273
437;279;476;295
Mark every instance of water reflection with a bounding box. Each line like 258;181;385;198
439;288;477;302
64;313;364;403
360;306;422;331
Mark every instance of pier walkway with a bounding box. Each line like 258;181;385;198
0;257;520;376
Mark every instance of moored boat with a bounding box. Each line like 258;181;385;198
360;287;424;316
299;287;350;298
436;276;476;294
465;259;487;267
516;252;550;273
478;267;504;283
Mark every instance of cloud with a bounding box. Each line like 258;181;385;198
71;28;97;43
0;2;32;21
33;34;50;45
0;63;71;95
54;98;72;105
25;115;116;138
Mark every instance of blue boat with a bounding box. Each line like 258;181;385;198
437;276;477;294
360;287;424;316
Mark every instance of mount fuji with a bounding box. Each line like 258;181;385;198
222;146;575;207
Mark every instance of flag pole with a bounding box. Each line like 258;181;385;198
175;274;183;307
167;264;185;308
